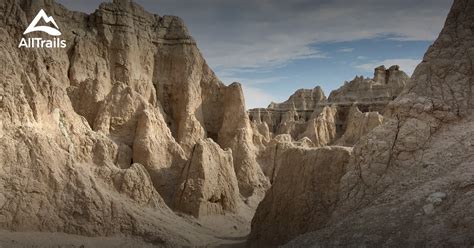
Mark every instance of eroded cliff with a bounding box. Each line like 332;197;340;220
0;0;266;245
249;0;474;246
249;65;409;147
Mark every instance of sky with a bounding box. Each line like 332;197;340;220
57;0;453;109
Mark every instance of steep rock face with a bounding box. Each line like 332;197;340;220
249;67;405;188
68;0;267;196
268;86;326;110
218;83;269;197
248;146;352;246
251;121;271;151
132;108;187;205
249;86;327;138
248;66;408;147
0;0;264;245
298;106;337;147
256;134;316;184
174;139;240;217
328;65;409;104
251;0;474;246
335;105;384;146
257;134;294;183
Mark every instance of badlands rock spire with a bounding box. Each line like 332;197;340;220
248;65;409;147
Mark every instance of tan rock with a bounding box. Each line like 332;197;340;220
248;146;352;246
218;83;270;197
0;0;267;245
251;121;271;151
252;1;474;247
298;106;337;147
328;65;409;104
268;86;326;110
335;105;384;146
295;137;315;148
248;66;408;147
132;108;187;205
174;139;240;217
256;134;296;183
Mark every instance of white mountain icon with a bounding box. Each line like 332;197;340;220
24;9;61;36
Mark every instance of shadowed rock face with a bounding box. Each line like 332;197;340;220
334;105;384;146
249;0;474;246
249;146;352;247
0;0;267;245
248;65;409;147
249;66;407;188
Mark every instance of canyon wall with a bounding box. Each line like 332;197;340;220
1;0;472;246
0;0;267;245
249;0;474;246
249;65;409;147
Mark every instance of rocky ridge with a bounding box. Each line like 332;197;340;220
248;65;407;186
0;0;266;246
248;0;474;246
249;65;409;147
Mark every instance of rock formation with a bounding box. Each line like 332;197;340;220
218;83;269;197
250;146;352;246
335;105;384;146
249;0;474;246
256;134;314;183
298;105;338;147
268;86;326;111
328;65;408;104
1;0;471;246
0;0;266;245
248;65;409;147
174;139;240;217
249;66;407;187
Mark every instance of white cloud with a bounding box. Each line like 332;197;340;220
164;0;452;72
354;58;421;76
219;76;286;85
58;0;453;74
242;86;280;109
338;48;354;53
205;42;328;70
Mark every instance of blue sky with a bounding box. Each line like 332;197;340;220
57;0;454;108
219;37;432;107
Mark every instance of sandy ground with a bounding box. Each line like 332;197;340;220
0;230;157;248
0;215;249;248
0;194;264;248
0;225;246;248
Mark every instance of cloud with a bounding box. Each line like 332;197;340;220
242;86;280;109
219;76;286;85
338;48;354;53
354;58;421;76
216;72;286;108
134;0;451;72
57;0;452;73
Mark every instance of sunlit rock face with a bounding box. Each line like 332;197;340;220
174;138;240;218
0;0;267;245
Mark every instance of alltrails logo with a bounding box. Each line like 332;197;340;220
19;9;66;48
